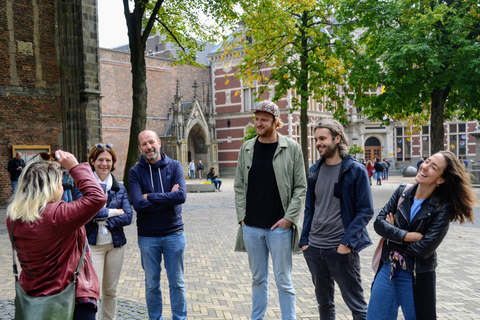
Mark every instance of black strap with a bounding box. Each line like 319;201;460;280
10;219;87;283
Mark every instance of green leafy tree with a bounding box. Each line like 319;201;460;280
341;0;480;153
224;0;356;172
121;0;239;190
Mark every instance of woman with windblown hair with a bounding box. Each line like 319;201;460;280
7;150;106;319
367;151;477;320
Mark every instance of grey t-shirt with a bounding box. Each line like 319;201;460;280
308;162;345;249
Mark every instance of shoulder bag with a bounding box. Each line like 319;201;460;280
371;183;412;273
10;220;87;320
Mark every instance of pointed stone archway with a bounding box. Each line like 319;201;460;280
161;80;218;177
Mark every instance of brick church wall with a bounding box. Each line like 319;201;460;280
0;0;62;203
99;49;211;180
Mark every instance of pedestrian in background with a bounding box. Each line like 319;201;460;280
366;160;374;186
368;151;477;320
373;157;384;185
7;152;25;196
61;167;74;202
383;158;390;181
197;160;205;179
188;159;195;179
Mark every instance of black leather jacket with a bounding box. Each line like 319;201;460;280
374;184;452;278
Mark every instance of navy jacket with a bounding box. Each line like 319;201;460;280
300;155;374;252
8;158;25;181
76;174;133;247
129;154;187;237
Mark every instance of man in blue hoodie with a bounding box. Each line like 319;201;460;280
129;130;187;320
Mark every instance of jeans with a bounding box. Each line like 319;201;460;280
62;189;73;203
11;180;18;196
303;246;367;320
91;244;125;320
367;262;416;320
242;225;296;320
138;231;187;320
189;170;195;179
73;303;97;320
211;179;222;190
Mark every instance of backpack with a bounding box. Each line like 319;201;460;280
62;169;74;188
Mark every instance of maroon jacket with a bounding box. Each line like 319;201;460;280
7;163;106;298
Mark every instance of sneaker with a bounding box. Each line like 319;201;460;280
218;189;222;192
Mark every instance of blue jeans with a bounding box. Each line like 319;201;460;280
62;189;72;202
303;246;367;320
367;262;416;320
11;180;18;196
242;225;296;320
211;179;222;190
189;170;195;179
138;232;187;320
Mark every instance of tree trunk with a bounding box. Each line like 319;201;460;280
122;7;148;192
430;86;451;154
299;11;310;176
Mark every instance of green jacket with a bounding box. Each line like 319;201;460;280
234;133;307;253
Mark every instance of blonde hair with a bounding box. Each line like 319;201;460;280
275;117;284;129
7;161;63;223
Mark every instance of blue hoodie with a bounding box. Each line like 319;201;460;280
129;153;187;237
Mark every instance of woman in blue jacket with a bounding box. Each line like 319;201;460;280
367;151;476;320
76;144;133;320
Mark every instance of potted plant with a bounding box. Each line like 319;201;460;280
348;145;364;159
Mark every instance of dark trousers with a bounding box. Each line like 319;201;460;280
73;303;97;320
303;246;367;320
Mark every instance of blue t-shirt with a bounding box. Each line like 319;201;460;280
410;197;425;222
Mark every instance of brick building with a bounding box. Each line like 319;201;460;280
1;0;102;203
99;48;215;179
207;45;478;176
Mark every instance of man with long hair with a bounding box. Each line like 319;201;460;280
300;119;374;320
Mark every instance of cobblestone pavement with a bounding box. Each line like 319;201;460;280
1;175;480;319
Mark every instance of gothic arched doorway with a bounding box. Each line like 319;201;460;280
364;137;381;161
187;122;208;174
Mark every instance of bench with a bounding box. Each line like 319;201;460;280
186;183;216;193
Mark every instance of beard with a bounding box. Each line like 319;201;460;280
319;140;338;159
144;147;160;162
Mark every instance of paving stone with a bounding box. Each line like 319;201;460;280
0;176;479;319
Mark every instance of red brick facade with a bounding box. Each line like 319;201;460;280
0;0;62;202
99;49;211;180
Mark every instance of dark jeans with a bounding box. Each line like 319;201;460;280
73;302;97;320
303;246;367;320
211;179;222;190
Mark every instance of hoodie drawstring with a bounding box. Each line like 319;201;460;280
148;165;165;193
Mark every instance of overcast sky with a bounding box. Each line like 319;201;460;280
98;1;129;48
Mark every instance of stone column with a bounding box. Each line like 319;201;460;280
57;0;102;162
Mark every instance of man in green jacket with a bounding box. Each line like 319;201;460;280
234;100;307;320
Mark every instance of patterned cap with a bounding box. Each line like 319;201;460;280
253;100;280;118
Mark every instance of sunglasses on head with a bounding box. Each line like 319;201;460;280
95;143;113;149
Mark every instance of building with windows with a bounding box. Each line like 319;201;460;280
207;47;478;175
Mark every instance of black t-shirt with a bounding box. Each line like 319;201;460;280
244;140;285;228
